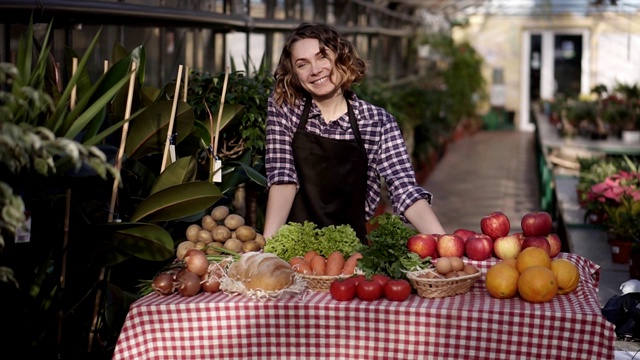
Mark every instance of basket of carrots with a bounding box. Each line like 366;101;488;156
290;250;363;292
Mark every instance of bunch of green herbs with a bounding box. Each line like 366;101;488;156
358;213;432;279
264;221;363;261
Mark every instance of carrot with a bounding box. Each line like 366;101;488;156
325;251;345;276
303;250;319;264
294;262;313;275
341;252;363;275
309;254;326;275
289;256;305;267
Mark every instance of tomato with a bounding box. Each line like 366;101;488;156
383;279;412;301
329;279;356;301
372;274;390;288
348;274;366;287
356;279;383;301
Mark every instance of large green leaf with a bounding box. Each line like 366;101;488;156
196;104;245;146
131;181;222;222
149;155;198;195
124;101;196;158
103;222;174;262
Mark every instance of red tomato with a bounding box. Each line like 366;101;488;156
347;274;366;287
356;279;383;301
372;274;390;287
384;279;412;301
329;279;356;301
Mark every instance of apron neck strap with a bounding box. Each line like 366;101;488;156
299;93;364;149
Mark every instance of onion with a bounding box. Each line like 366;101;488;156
152;273;176;295
184;248;209;276
177;270;201;297
200;272;221;293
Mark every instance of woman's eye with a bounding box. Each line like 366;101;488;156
297;63;307;69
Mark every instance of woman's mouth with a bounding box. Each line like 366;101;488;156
312;76;329;85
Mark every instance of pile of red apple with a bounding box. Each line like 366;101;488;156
407;211;562;261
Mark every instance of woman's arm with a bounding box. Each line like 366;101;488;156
262;183;297;239
404;199;446;235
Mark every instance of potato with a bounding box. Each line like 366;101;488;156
212;225;231;242
223;238;243;253
197;229;214;244
201;215;217;231
254;233;266;248
242;240;261;253
176;241;196;260
211;206;230;221
185;224;202;242
194;241;207;251
236;225;257;242
224;214;245;230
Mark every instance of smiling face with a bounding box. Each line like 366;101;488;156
291;38;343;102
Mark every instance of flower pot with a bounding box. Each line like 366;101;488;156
610;237;633;264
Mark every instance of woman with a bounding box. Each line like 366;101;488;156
263;23;445;242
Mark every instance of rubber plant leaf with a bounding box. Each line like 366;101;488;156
149;155;198;195
130;181;222;222
103;222;174;262
124;100;195;159
198;103;245;146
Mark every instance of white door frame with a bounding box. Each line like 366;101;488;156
519;29;591;131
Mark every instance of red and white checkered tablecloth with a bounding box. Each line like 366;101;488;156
113;253;615;360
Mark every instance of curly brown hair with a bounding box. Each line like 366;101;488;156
273;23;368;106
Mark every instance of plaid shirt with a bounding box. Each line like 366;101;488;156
265;92;433;221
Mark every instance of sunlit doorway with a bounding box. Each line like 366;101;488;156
519;29;590;131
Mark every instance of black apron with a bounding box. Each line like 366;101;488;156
288;95;369;243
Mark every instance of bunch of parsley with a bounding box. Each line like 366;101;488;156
358;213;432;279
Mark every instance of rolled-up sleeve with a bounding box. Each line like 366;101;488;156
377;117;433;219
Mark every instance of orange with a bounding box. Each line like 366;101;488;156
502;258;517;269
518;266;558;303
516;247;551;274
485;263;520;299
550;258;580;295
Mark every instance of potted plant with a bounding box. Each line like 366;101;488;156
582;156;640;263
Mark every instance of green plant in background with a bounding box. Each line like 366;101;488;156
424;34;487;123
0;18;251;358
186;58;272;229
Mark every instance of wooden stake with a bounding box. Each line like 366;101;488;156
161;64;184;172
88;60;137;352
183;65;189;102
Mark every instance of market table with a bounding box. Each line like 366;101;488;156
113;253;615;359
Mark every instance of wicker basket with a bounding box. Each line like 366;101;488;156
300;272;363;292
406;268;481;298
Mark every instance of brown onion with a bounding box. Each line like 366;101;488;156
152;273;176;295
200;272;221;293
176;270;201;297
184;248;209;276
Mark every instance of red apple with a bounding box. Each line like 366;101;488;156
407;234;438;259
465;233;493;260
453;228;477;243
546;233;562;258
521;236;551;255
520;211;553;237
493;233;522;260
436;234;465;258
480;212;510;240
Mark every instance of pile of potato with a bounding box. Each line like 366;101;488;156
176;205;266;260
